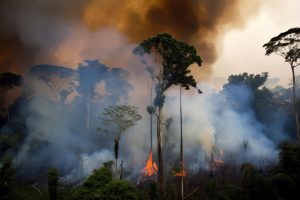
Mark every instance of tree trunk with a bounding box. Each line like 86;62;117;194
150;113;153;152
180;86;184;200
157;106;164;192
114;137;120;177
86;93;91;134
120;160;124;180
291;66;300;142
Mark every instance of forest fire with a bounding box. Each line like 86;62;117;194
209;150;225;171
173;162;187;177
174;169;187;177
140;151;158;177
211;158;224;170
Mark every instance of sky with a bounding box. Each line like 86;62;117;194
0;0;299;86
213;0;300;87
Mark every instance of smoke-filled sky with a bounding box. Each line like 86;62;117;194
1;0;299;84
1;0;299;178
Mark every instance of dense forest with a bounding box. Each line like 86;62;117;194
1;21;300;200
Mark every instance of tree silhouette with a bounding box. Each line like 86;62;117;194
0;72;22;93
104;68;134;105
263;27;300;142
29;65;77;102
99;105;141;176
0;72;22;123
77;60;109;133
133;33;202;194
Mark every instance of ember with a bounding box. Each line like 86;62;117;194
174;169;187;177
173;162;187;177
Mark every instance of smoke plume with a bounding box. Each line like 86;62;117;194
0;0;272;79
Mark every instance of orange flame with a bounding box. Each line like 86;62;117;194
140;151;158;177
173;162;187;177
174;169;187;177
210;149;225;171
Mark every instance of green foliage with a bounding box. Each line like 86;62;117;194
97;179;138;200
72;187;99;200
100;105;141;174
72;166;113;200
133;33;202;107
276;141;300;182
72;166;137;200
224;72;269;91
103;160;114;169
100;105;142;134
263;27;300;66
84;166;112;189
47;168;59;200
222;72;276;126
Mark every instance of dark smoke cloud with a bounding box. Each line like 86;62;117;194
0;0;88;73
0;0;268;76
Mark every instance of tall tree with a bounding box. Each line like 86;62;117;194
77;60;108;133
263;27;300;142
28;65;77;102
133;33;202;194
99;105;141;176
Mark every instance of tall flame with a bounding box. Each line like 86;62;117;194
209;149;225;171
140;151;158;177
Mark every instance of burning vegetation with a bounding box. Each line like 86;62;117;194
0;1;300;196
140;151;158;177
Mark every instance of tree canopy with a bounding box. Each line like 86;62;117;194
263;27;300;67
133;33;202;107
28;64;77;101
99;105;141;135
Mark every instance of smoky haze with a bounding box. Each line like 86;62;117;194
0;0;288;181
0;0;271;78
